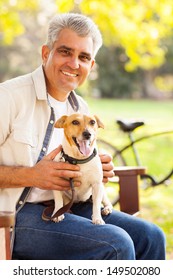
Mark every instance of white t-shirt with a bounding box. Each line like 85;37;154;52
27;94;68;203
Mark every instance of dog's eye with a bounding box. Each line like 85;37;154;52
90;120;96;125
72;120;80;125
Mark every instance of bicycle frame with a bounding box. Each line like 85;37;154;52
115;129;173;187
118;130;173;156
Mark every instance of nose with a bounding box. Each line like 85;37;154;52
82;130;91;140
67;57;79;69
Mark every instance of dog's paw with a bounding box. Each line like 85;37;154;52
92;217;105;225
52;214;65;223
101;205;113;216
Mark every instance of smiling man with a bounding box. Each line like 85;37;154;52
42;29;95;100
0;13;165;260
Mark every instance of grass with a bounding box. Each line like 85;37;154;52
86;97;173;260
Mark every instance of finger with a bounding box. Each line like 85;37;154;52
73;180;81;187
102;162;114;172
53;161;81;172
53;178;81;188
103;170;114;178
55;168;82;179
103;177;109;184
99;153;112;163
45;145;62;160
46;178;81;191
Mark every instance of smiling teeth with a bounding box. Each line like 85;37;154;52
62;71;77;77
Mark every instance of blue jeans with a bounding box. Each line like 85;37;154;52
12;201;166;260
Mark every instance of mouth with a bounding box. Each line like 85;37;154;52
61;70;78;77
72;137;91;156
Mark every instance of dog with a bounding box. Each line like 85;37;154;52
52;113;113;225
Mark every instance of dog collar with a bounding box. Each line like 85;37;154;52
61;148;97;165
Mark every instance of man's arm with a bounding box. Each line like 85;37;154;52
0;147;81;191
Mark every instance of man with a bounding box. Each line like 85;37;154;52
0;13;165;260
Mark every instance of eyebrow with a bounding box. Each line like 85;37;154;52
57;45;92;59
57;45;72;51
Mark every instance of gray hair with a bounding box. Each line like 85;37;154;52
46;13;102;57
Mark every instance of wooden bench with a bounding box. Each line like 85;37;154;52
0;166;145;259
114;166;146;215
0;211;15;260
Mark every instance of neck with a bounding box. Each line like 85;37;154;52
48;90;69;102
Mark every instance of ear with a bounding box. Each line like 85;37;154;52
94;115;104;129
42;45;50;64
91;59;95;69
54;115;68;128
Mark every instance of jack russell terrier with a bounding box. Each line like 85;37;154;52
49;113;113;225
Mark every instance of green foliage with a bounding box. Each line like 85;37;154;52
0;0;39;45
92;46;140;98
56;0;75;12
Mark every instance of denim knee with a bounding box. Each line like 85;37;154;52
98;225;136;260
135;222;166;260
147;224;166;259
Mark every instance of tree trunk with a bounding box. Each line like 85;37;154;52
141;70;164;99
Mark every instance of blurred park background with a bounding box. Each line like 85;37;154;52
1;0;173;259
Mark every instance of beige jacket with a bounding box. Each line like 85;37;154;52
0;65;89;212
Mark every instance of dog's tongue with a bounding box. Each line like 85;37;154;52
78;140;91;156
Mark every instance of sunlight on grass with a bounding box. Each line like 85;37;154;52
140;184;173;260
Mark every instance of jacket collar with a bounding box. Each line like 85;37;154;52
31;65;79;112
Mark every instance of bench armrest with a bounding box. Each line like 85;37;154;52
0;211;15;260
114;166;146;215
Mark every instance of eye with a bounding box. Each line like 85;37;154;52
61;50;71;55
72;120;80;125
57;48;72;56
79;55;91;62
89;120;96;125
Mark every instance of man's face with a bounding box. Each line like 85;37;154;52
42;28;95;101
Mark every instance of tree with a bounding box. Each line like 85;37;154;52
0;0;39;45
55;0;173;98
1;0;173;98
90;45;140;98
56;0;173;71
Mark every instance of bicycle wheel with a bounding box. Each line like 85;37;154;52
129;130;173;188
97;138;127;166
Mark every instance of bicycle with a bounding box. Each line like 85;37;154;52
97;119;173;206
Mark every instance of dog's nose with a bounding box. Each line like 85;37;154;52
82;130;91;140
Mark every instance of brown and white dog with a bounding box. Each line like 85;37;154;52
53;113;113;224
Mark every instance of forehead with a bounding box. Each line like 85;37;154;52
53;28;94;56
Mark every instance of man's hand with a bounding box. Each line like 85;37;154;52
99;153;114;183
30;146;82;191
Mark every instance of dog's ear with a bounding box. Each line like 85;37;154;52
54;115;68;128
94;115;104;129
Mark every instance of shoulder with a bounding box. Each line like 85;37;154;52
0;72;33;93
0;66;46;101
